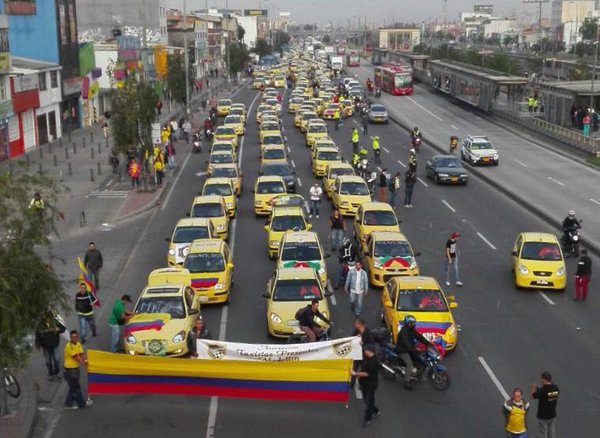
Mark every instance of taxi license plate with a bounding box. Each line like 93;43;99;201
537;280;549;285
451;176;458;182
483;157;490;162
199;296;209;303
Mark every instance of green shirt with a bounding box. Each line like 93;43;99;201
108;300;125;325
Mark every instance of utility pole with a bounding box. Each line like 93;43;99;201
183;0;191;116
443;0;447;34
523;0;549;44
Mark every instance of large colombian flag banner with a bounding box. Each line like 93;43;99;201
87;350;352;403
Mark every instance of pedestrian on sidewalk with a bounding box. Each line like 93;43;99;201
329;208;346;251
503;388;530;438
389;171;401;208
63;330;93;409
183;120;192;143
201;98;207;112
166;143;176;169
309;182;323;219
345;260;369;317
170;119;178;142
574;249;592;302
160;127;170;145
531;371;559;438
108;295;132;353
35;312;66;380
102;121;109;139
84;242;103;291
206;77;210;88
371;135;381;164
178;117;185;140
351;344;381;427
378;169;388;203
445;232;462;287
156;100;162;116
404;169;417;208
583;112;591;136
75;284;98;344
154;157;165;188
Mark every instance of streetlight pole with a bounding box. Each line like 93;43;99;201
591;41;598;111
183;0;191;116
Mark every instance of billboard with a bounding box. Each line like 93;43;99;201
244;9;268;17
4;0;36;15
474;5;493;15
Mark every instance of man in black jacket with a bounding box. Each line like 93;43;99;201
187;319;211;358
396;315;431;389
351;344;381;427
297;299;330;342
575;249;592;302
35;313;66;380
84;241;103;291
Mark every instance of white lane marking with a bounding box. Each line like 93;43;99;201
382;146;390;153
397;160;406;168
417;177;429;187
304;201;310;214
354;383;363;399
297;177;303;187
590;198;600;206
539;291;555;305
407;97;443;121
478;357;510;400
206;90;258;438
161;150;192;211
547;177;565;187
477;232;497;250
514;159;528;167
441;199;456;213
291;159;296;169
326;279;337;306
286;146;291;153
451;124;458;130
376;166;382;172
106;178;114;186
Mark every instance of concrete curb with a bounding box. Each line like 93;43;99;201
21;368;37;438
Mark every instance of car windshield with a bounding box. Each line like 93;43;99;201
184;252;225;273
327;104;339;110
263;164;292;177
303;113;318;121
396;289;448;312
363;211;398;226
263;149;285;160
271;195;304;207
370;105;386;112
394;73;412;87
340;182;370;195
173;226;209;243
257;181;286;194
291;97;304;104
192;203;224;218
211;167;237;178
218;100;231;106
317;151;341;161
309;124;327;133
436;157;461;168
374;240;411;258
225;116;241;124
216;127;235;136
210;154;234;164
212;145;233;153
273;279;322;301
271;215;306;232
263;136;283;145
204;184;232;196
281;242;322;261
329;167;354;178
520;242;562;261
471;141;493;150
262;123;279;131
135;297;186;319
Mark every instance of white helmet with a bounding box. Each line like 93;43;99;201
569;210;575;217
410;148;416;154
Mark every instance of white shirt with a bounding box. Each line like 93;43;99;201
309;186;322;201
353;269;366;294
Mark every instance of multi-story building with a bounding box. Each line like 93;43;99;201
551;0;595;30
378;28;421;52
0;14;12;161
194;18;208;79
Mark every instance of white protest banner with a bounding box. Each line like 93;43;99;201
197;336;362;362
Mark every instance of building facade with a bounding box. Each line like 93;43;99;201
378;28;421;52
0;14;12;161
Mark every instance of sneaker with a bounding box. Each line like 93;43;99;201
363;421;372;428
409;204;413;208
445;281;451;286
374;410;381;417
64;405;78;410
85;399;93;407
316;215;319;219
404;205;409;208
456;281;463;286
309;214;312;219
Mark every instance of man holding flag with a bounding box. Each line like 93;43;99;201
78;257;101;307
75;283;98;344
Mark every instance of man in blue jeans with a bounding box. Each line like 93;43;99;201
445;232;463;286
108;295;132;353
63;330;93;409
345;261;369;317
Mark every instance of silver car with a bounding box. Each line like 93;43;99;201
368;104;389;124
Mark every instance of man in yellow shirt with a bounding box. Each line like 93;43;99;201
63;330;93;410
503;388;530;437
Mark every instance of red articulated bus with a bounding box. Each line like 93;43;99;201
346;52;360;67
373;64;413;96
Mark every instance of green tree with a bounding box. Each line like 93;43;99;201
322;35;331;44
0;169;67;413
167;53;187;109
254;38;272;57
237;25;246;43
227;42;250;75
273;30;291;53
570;60;590;80
580;18;598;41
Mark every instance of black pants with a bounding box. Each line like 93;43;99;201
156;170;164;187
373;149;381;164
361;386;379;422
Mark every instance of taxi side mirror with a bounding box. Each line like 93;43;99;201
185;212;191;217
449;302;459;309
325;291;333;298
306;224;312;230
511;251;518;257
188;308;200;315
165;237;171;242
414;252;421;257
384;301;394;308
264;225;270;231
262;292;270;298
363;251;371;257
252;189;256;193
227;263;234;270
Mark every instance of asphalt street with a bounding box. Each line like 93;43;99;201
35;81;600;438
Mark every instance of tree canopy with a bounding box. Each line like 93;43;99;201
580;18;599;42
227;42;250;74
254;38;272;57
167;53;187;109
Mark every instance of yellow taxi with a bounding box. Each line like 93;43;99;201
277;231;328;285
260;145;287;166
184;239;234;304
223;115;245;136
323;162;355;198
253;77;266;89
312;97;325;115
261;114;280;127
207;151;236;175
274;76;286;88
254;176;288;216
210;163;242;196
216;98;232;116
189;195;229;240
259;133;285;152
381;276;458;350
340;99;354;117
294;109;308;129
288;96;305;113
312;137;337;152
311;146;341;177
353;202;400;249
123;268;201;357
167;218;217;267
264;205;312;258
331;175;372;216
259;120;281;138
300;111;320;133
322;102;340;120
210;141;236;159
263;267;331;338
264;98;279;111
202;177;236;218
228;107;246;125
213;126;238;149
255;104;271;123
363;231;420;287
511;232;567;290
305;120;329;147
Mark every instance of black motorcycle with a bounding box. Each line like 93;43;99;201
563;221;582;257
192;134;202;154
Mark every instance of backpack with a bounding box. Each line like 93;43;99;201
295;306;308;321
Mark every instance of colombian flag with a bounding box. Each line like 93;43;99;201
123;313;170;337
77;257;100;307
87;350;351;403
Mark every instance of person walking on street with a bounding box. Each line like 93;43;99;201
75;284;97;344
128;158;141;189
371;135;381;164
445;232;462;286
503;388;530;438
309;183;323;219
178;117;185;140
574;249;592;302
531;371;559;438
404;169;416;207
35;312;66;380
170;119;178;142
183;120;192;143
408;148;417;172
351;344;381;427
186;319;211;357
84;242;103;291
378;169;388;203
351;127;359;154
362;112;369;135
63;330;93;409
389;171;401;208
166;143;176;169
329;208;346;251
108;295;132;353
345;260;369;317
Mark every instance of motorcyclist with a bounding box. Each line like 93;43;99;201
411;127;422;140
366;77;373;94
449;136;459;153
396;315;432;390
335;236;358;289
408;148;417;172
296;299;331;342
562;210;581;247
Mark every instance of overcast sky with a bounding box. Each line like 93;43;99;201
167;0;550;25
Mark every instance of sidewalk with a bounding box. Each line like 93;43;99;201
0;76;249;438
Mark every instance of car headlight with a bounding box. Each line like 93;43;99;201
255;201;262;206
318;267;325;276
409;261;418;270
519;264;529;275
555;266;566;276
340;201;349;206
125;334;137;345
226;202;234;208
269;240;280;247
472;156;480;161
438;173;449;177
214;282;225;290
447;324;456;336
168;249;175;255
172;330;185;344
460;174;468;178
182;246;190;257
374;260;383;269
216;224;226;231
270;313;282;324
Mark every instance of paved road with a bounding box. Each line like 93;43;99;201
351;61;600;253
34;82;600;438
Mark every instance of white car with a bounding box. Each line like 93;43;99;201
460;135;499;166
